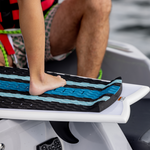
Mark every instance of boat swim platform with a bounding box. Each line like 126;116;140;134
0;40;150;150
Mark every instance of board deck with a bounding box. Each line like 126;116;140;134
0;66;149;123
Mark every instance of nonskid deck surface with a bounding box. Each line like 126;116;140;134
0;66;122;112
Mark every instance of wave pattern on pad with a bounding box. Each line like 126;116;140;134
0;67;122;112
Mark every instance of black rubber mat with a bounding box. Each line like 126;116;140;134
0;66;122;112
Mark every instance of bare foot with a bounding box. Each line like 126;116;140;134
29;73;66;95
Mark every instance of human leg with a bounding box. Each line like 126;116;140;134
17;0;66;95
76;0;111;78
50;0;111;78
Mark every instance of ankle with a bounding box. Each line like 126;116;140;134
30;72;46;84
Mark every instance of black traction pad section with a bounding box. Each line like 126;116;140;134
0;66;122;112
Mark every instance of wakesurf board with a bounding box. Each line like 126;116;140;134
0;66;149;123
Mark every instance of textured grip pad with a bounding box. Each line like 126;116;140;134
0;67;122;112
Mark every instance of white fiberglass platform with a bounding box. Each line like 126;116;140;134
0;120;133;150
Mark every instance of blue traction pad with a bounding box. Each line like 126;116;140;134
0;67;122;112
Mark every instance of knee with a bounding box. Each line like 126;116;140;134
85;0;112;17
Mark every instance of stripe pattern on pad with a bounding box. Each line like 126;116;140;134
0;67;122;112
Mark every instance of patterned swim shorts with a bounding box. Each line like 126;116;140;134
10;4;73;68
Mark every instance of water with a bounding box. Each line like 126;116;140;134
109;0;150;58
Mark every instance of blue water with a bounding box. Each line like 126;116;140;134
110;0;150;58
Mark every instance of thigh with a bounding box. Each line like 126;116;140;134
50;0;85;56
